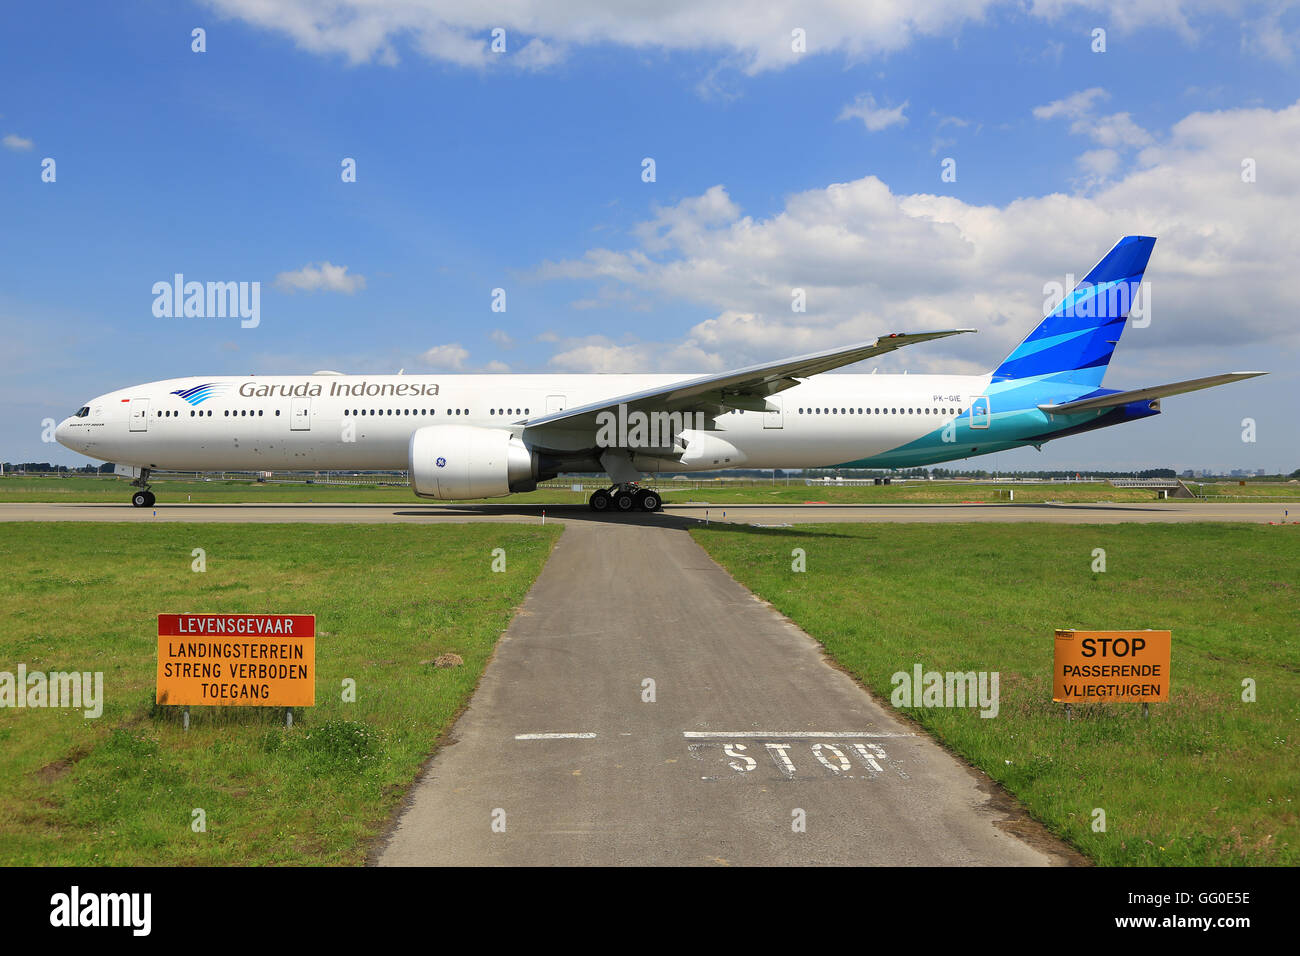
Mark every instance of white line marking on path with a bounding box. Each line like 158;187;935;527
682;731;916;739
514;732;598;740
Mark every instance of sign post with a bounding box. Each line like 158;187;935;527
157;614;316;722
1053;629;1170;713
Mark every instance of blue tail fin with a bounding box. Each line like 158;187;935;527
992;236;1155;387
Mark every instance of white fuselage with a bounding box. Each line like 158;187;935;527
56;372;993;473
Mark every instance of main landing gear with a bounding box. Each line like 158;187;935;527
129;468;155;508
588;483;662;513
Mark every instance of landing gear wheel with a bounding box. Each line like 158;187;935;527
132;491;153;508
588;489;611;512
636;490;661;512
612;489;636;512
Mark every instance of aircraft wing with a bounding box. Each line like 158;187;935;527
522;329;975;431
1037;372;1267;415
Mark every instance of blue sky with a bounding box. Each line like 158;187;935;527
3;1;1298;473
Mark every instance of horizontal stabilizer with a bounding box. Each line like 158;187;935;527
1038;372;1267;414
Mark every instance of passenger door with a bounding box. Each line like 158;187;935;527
290;397;312;431
128;398;149;432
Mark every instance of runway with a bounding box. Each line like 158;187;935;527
375;520;1080;866
0;500;1291;525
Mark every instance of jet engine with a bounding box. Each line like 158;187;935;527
408;425;537;499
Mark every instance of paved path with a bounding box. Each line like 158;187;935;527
376;521;1077;866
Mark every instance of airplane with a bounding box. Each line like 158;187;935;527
56;236;1264;512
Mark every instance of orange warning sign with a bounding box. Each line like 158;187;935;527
1053;629;1170;703
156;614;315;707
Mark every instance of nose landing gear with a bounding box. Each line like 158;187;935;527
129;468;155;508
588;483;661;513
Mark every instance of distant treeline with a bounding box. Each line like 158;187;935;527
3;463;115;474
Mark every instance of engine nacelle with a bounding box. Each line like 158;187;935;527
408;425;535;500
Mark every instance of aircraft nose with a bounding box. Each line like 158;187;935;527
54;417;79;451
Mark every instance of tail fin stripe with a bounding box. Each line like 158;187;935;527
992;235;1155;386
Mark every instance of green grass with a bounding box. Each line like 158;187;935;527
690;522;1299;866
0;521;559;865
1189;482;1300;498
11;474;1299;506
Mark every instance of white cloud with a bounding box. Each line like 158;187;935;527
1091;112;1154;148
483;359;511;372
1034;88;1152;147
547;335;730;373
421;344;470;369
2;134;33;151
1241;10;1300;62
838;93;908;131
633;184;740;253
513;37;565;70
1034;88;1153;184
205;1;1241;73
1032;87;1110;121
489;329;514;348
537;99;1300;375
1078;148;1121;177
273;261;366;294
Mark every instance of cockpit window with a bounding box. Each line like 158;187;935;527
74;406;90;418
